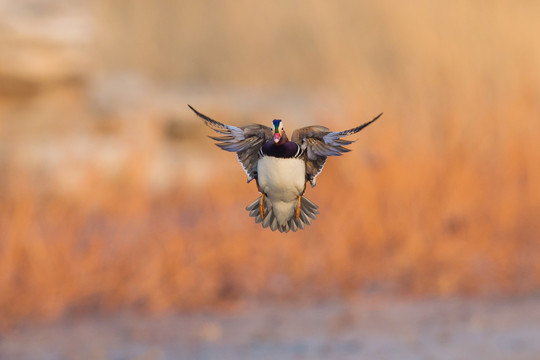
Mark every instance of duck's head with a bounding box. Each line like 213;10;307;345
272;119;284;144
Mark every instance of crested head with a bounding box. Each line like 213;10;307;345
272;119;285;144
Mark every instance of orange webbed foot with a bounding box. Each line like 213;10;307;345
295;195;301;221
260;194;265;219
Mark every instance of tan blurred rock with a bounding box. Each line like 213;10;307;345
0;0;92;94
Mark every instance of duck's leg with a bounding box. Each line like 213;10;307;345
256;178;265;220
260;194;265;219
295;195;301;221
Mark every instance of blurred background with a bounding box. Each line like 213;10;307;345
1;0;540;358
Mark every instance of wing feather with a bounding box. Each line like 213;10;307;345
292;113;382;186
189;105;272;182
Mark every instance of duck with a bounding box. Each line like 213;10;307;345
189;105;382;233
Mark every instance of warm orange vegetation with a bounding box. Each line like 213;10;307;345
1;106;539;328
1;0;540;329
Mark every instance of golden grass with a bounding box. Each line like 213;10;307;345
1;103;539;329
1;0;540;329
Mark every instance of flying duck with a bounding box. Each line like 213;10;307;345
189;105;382;233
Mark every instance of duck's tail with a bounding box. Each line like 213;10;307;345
246;195;319;233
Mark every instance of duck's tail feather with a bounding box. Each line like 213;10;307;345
245;196;319;233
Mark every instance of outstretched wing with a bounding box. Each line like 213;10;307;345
189;105;272;182
292;113;382;187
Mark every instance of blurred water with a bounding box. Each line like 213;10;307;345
2;297;540;360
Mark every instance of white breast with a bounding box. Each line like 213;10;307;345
257;156;306;225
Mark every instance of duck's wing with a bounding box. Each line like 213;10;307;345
292;113;382;187
189;105;272;182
